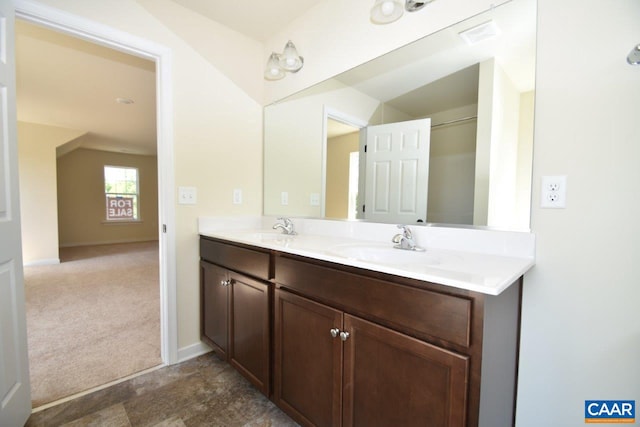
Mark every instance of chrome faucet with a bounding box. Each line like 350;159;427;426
392;225;423;251
273;217;297;235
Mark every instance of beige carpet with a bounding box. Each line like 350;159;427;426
24;241;162;408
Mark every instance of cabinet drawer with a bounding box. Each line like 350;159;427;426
200;237;270;281
275;255;472;348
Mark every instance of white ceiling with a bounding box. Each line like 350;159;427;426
16;20;157;155
16;0;324;156
170;0;327;42
15;0;535;156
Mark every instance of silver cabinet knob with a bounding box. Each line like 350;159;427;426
220;279;231;287
340;331;350;341
330;328;340;338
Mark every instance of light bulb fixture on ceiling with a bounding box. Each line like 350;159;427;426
264;40;304;81
370;0;437;25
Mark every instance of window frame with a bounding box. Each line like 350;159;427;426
104;165;141;222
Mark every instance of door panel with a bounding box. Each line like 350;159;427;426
274;290;342;427
343;315;469;427
0;1;32;424
229;272;270;396
365;119;431;224
200;262;229;358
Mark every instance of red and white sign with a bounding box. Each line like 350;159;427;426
106;196;134;220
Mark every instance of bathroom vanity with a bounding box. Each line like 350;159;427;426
199;217;534;427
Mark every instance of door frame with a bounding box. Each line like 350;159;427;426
321;106;367;218
15;0;178;364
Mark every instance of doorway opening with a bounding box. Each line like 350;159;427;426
322;108;368;220
14;4;177;410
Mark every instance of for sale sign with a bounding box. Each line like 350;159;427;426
106;196;134;220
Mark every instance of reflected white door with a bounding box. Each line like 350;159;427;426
0;1;32;425
364;119;431;224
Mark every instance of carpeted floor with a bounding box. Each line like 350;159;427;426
24;241;162;408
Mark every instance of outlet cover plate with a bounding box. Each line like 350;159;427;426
541;175;567;208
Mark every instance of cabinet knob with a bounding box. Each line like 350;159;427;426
340;331;350;341
330;328;340;338
220;279;231;287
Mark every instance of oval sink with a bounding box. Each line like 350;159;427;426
326;243;441;265
232;230;295;243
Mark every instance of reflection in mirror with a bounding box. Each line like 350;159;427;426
264;0;536;231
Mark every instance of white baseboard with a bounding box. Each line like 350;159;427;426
24;258;60;267
60;238;158;248
177;341;212;363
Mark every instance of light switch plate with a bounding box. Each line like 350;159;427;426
233;189;242;204
310;193;320;206
178;186;197;205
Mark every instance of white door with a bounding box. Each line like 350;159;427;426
364;118;431;224
0;1;32;425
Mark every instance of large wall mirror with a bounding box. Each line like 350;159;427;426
264;0;536;231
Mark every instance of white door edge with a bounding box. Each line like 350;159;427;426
14;0;178;365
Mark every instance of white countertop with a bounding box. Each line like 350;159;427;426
199;216;536;296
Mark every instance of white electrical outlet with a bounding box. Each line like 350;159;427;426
281;191;289;205
233;189;242;204
310;193;320;206
541;176;567;208
178;186;197;205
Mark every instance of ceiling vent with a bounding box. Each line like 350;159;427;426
459;20;501;46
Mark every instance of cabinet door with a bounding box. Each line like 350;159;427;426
343;315;469;427
200;261;229;358
274;290;343;427
229;272;270;396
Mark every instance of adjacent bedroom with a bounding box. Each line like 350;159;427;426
15;20;162;409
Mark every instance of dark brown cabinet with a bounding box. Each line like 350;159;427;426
200;236;522;427
200;238;271;396
275;289;469;427
274;290;343;427
201;261;229;357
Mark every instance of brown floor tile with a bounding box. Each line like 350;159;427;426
60;404;131;427
25;353;298;427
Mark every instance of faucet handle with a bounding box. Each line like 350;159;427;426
397;224;412;238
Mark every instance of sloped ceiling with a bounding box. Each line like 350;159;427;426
16;20;157;156
15;0;534;155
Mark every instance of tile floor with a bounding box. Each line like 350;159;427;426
25;353;298;427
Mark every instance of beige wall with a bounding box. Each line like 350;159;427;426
30;2;640;424
427;106;477;225
28;0;265;349
17;121;86;265
517;0;640;425
57;148;158;246
325;132;359;219
264;84;384;217
264;0;640;424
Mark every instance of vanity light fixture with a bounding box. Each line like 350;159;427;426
627;44;640;65
370;0;437;25
264;40;304;81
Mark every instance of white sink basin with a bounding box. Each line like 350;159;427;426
231;230;295;243
326;243;443;265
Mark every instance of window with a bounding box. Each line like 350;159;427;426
104;166;139;221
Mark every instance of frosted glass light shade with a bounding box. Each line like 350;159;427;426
264;53;285;80
370;0;404;24
278;41;304;72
